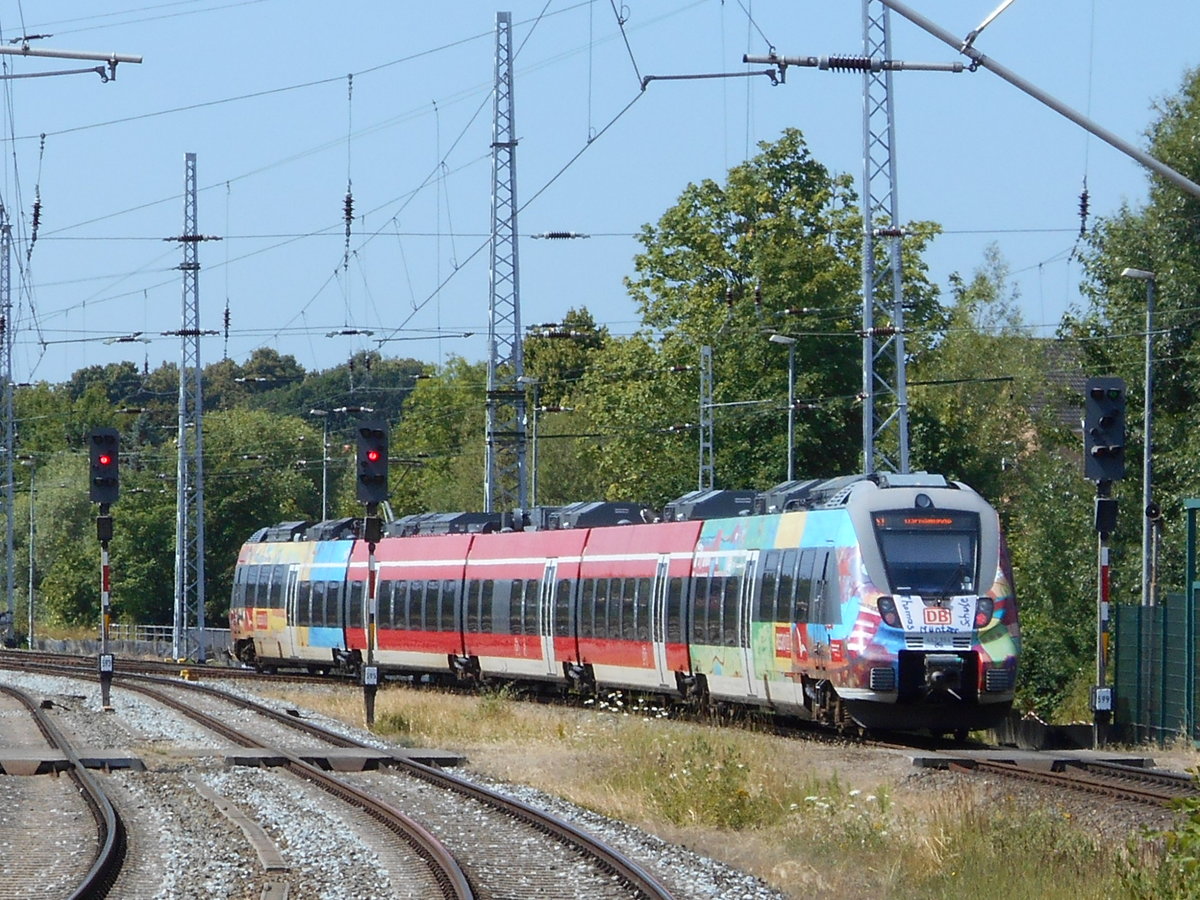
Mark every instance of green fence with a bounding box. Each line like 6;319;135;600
1113;499;1200;746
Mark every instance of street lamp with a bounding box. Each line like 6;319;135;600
1121;266;1157;608
769;334;798;481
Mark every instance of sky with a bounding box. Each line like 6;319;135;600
0;0;1197;386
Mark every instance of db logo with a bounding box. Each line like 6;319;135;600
923;607;952;626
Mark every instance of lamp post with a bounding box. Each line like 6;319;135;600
769;334;798;481
308;409;330;520
1121;266;1156;608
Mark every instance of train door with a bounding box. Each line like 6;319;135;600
651;556;671;687
538;559;559;677
739;552;760;698
282;564;301;659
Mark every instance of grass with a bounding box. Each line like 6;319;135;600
246;680;1183;898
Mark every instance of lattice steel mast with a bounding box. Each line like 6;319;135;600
0;210;12;644
169;153;215;661
484;11;527;513
859;0;909;475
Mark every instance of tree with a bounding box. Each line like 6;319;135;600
587;127;941;501
1073;66;1200;599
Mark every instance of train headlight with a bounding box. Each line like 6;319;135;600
973;597;995;629
877;595;902;628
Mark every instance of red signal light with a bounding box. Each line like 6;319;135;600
365;448;381;463
98;453;113;466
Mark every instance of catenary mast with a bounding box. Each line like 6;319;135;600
485;11;527;513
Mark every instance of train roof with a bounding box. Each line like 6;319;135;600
755;472;958;513
662;489;757;522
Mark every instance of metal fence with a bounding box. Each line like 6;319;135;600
1114;593;1194;745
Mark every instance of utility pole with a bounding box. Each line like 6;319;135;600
0;211;11;646
746;2;963;475
166;153;219;662
0;39;140;644
484;11;527;514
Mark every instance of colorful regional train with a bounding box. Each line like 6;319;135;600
229;473;1020;735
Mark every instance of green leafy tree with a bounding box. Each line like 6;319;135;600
1073;66;1200;601
585;127;941;501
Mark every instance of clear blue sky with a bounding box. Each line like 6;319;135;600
1;1;1196;385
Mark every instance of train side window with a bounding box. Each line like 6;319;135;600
722;574;740;646
690;575;708;644
489;579;508;635
524;579;540;636
294;580;310;626
509;579;524;635
667;577;684;643
394;581;409;630
410;580;426;630
442;580;459;634
348;580;364;628
778;550;798;622
579;579;595;638
374;580;390;629
811;551;839;624
794;550;815;623
266;565;282;609
757;551;779;623
242;565;259;606
593;578;608;639
427;580;444;631
312;581;326;628
636;578;652;640
329;581;344;628
554;578;573;636
465;580;480;633
622;578;637;641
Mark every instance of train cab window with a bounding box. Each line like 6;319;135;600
873;510;981;597
666;577;684;644
555;578;573;636
347;580;364;628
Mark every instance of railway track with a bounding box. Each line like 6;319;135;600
0;683;125;899
948;756;1200;807
0;657;679;899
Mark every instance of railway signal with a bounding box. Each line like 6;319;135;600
1084;377;1126;483
88;428;120;505
355;420;389;505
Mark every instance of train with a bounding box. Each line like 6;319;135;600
229;472;1020;735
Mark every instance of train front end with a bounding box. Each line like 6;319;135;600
840;477;1020;734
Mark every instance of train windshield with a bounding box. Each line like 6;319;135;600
873;510;980;596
